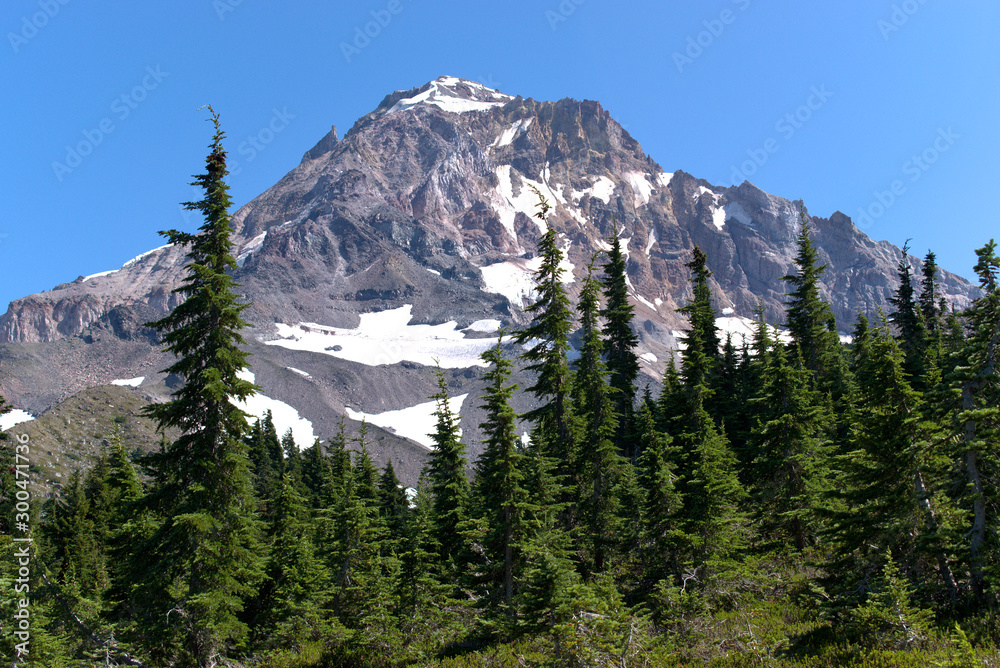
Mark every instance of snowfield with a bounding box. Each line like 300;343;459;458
265;305;498;369
234;370;316;449
346;394;469;449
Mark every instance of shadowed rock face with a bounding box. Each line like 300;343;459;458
0;76;980;484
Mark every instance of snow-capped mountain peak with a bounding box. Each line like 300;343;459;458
382;75;513;116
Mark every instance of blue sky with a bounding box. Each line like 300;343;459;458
2;1;997;311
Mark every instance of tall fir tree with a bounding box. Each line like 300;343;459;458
514;187;578;466
889;241;929;384
426;367;470;563
949;240;1000;606
600;232;641;458
748;340;834;551
471;334;530;617
677;246;720;407
572;261;629;574
133;107;263;667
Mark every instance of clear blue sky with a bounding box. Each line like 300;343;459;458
2;1;997;311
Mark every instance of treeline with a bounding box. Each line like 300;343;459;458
2;118;999;667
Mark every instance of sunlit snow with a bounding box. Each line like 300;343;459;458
572;176;615;204
265;305;497;368
657;172;674;188
287;367;311;378
387;77;512;115
640;352;658;363
645;228;657;256
0;409;34;431
234;370;315;449
479;240;575;308
345;393;469;449
623;171;655;206
111;377;144;388
493;117;533;147
465;319;503;333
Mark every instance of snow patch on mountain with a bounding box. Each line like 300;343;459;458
0;409;34;431
623;171;655;206
387;76;512;115
111;377;144;387
265;305;497;368
287;367;311;378
572;176;615;204
346;393;469;449
490;165;567;238
465;319;502;333
645;228;657;256
493;117;533;147
657;172;674;188
235;370;315;449
479;245;575;308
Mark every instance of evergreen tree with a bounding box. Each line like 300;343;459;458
782;214;838;375
828;315;958;600
471;335;529;616
919;250;944;337
748;341;833;551
426;367;470;563
889;240;928;383
677;246;720;405
635;403;683;588
377;460;410;544
514;188;578;465
300;437;334;512
949;240;1000;606
600;233;641;458
572;261;628;574
252;474;327;649
133;107;263;667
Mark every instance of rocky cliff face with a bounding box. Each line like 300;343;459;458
0;76;980;484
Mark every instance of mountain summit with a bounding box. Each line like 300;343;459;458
0;77;979;485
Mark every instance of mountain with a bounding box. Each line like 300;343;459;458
0;76;980;487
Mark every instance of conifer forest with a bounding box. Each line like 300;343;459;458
3;114;1000;668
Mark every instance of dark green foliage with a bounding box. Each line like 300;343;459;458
426;367;470;563
748;341;834;551
132;107;264;666
678;245;720;404
783;216;836;374
600;233;641;457
572;261;630;574
470;335;530;617
890;241;929;384
514;189;578;464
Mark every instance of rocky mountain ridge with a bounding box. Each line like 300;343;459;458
0;76;981;484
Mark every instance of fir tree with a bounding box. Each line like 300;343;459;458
678;246;720;405
748;341;833;551
635;403;683;588
471;335;530;616
377;460;410;545
133;107;263;667
514;188;578;465
950;240;1000;606
889;240;929;383
426;367;470;563
572;261;628;574
600;233;641;458
782;214;838;375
